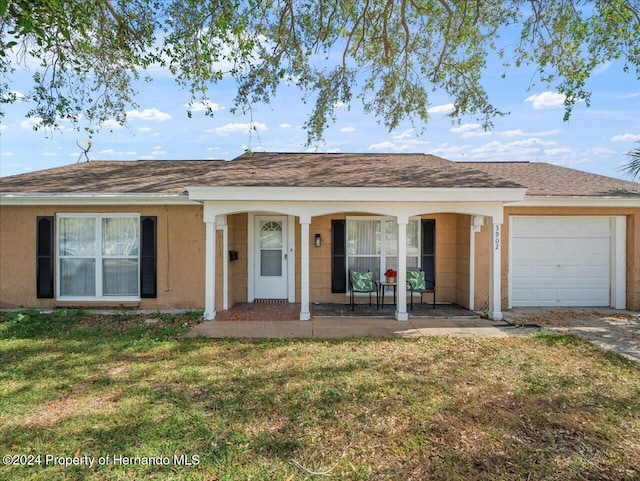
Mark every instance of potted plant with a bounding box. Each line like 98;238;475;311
384;268;397;283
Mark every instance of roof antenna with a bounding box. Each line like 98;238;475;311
76;139;92;163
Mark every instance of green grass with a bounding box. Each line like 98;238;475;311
1;310;639;480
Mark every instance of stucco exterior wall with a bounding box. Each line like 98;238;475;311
455;215;471;308
473;223;490;311
486;206;640;311
227;213;248;306
0;204;206;309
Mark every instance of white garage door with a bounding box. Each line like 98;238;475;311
511;217;611;307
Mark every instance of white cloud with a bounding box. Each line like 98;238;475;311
334;101;347;109
42;152;58;157
125;151;137;156
99;149;116;154
502;128;561;138
0;124;7;131
450;123;492;138
151;150;167;155
326;148;342;153
138;127;153;132
20;117;42;130
3;90;25;101
185;101;225;113
126;108;171;121
525;92;566;109
544;147;574;156
279;123;292;128
139;155;156;160
610;133;640;142
427;103;455;114
101;119;123;129
214;122;267;134
1;151;13;156
509;138;556;147
593;61;611;76
393;129;414;140
368;141;396;150
502;129;525;138
340;126;356;133
584;147;617;157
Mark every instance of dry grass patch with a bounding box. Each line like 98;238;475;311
1;311;639;480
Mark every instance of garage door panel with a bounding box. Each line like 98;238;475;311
511;217;611;307
515;216;609;238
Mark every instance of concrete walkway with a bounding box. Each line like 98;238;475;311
187;316;533;339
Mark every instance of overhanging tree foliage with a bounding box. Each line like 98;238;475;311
1;0;640;176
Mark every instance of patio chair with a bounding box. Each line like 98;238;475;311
349;270;379;311
406;268;436;309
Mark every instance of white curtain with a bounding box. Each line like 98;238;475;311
102;218;139;296
59;217;96;296
348;219;420;284
347;220;381;279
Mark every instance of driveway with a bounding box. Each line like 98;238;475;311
503;307;640;363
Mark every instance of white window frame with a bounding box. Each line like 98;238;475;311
56;213;140;301
345;216;421;291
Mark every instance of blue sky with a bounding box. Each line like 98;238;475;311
1;52;639;180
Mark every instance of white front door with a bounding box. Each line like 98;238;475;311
254;216;288;299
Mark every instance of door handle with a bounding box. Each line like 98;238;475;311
284;253;288;260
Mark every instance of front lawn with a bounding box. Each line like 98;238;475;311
1;310;639;480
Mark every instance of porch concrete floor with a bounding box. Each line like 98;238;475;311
187;303;528;338
312;302;475;318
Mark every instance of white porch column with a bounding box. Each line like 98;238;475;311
299;216;311;321
469;215;484;311
218;215;229;311
396;217;409;321
204;220;217;320
489;219;503;321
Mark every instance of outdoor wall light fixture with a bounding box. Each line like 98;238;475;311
315;233;321;247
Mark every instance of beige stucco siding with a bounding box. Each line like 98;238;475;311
227;213;248;306
455;215;471;308
471;206;640;311
0;204;206;309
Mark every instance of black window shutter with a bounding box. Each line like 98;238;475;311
422;219;436;285
140;216;157;298
331;220;347;293
36;216;54;298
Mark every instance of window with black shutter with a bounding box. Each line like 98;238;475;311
36;216;54;298
140;216;157;298
422;219;436;284
331;220;346;293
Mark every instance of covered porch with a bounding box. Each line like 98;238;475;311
191;197;523;323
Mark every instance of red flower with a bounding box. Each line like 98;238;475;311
384;268;397;277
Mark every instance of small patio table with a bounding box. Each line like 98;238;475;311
379;281;397;308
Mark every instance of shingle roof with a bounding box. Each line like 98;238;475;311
188;153;522;188
0;153;522;193
458;161;640;197
0;160;218;194
1;154;638;197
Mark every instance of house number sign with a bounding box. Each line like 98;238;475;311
494;224;501;251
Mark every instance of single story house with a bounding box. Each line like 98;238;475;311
1;152;639;321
